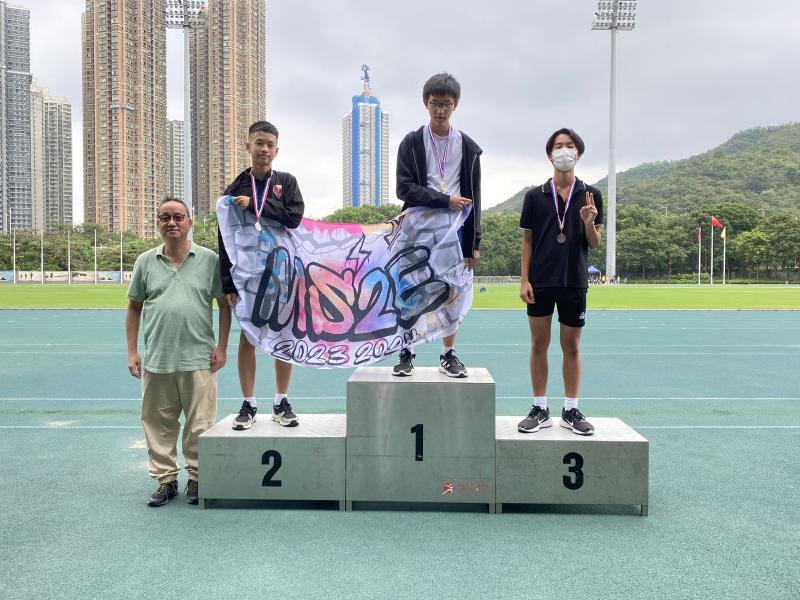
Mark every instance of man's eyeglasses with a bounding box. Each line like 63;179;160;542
157;213;187;223
429;101;454;111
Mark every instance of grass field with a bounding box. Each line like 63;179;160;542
1;282;799;309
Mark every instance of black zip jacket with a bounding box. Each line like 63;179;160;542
217;167;305;294
396;126;483;255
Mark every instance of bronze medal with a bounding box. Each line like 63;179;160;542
556;232;567;244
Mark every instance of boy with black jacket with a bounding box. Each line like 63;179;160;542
392;72;482;378
218;121;304;430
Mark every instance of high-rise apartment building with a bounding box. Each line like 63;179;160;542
82;0;167;237
31;81;72;233
190;0;266;217
0;1;33;233
342;65;389;208
166;119;184;201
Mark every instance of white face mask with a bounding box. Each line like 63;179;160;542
551;148;577;172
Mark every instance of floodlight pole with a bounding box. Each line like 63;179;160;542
166;1;202;235
593;1;636;281
607;27;617;281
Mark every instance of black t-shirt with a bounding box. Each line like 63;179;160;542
519;177;603;288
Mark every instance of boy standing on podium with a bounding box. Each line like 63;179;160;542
218;121;305;430
393;72;483;378
517;128;603;436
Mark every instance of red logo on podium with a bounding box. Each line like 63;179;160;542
442;482;454;495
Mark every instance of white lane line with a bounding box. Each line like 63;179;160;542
636;426;800;430
1;396;799;402
0;425;797;431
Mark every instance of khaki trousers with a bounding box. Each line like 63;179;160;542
141;369;217;483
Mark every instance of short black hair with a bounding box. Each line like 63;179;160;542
546;128;585;157
159;197;190;216
248;121;279;138
422;73;461;102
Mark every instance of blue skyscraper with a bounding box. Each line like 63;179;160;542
342;65;389;208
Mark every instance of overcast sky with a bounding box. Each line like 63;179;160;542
24;0;800;221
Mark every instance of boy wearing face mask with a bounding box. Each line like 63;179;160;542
517;128;603;435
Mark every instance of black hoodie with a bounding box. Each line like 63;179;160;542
217;167;305;294
396;126;483;255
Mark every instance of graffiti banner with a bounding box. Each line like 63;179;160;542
216;196;473;368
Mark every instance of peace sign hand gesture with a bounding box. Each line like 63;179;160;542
580;191;598;226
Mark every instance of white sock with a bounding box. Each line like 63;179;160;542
564;397;579;410
533;396;548;409
274;393;287;406
244;396;256;408
442;345;454;355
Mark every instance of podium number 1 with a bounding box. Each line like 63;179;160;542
410;424;424;461
262;450;282;487
562;452;584;490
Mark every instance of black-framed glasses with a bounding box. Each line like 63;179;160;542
429;101;454;110
157;213;187;223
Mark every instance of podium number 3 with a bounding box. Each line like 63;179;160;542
410;424;424;461
262;450;282;487
563;452;584;490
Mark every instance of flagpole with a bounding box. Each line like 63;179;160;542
119;229;124;285
40;232;44;285
67;228;71;285
12;230;16;285
710;225;714;285
697;227;701;285
723;232;727;285
94;229;98;285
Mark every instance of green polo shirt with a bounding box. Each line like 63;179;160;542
128;243;223;374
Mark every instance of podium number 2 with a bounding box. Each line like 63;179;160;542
410;424;424;461
262;450;282;487
563;452;584;490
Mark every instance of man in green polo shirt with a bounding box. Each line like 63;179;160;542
126;198;231;507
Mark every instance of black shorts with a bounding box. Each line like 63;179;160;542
526;287;587;328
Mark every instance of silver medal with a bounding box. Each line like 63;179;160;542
255;221;262;232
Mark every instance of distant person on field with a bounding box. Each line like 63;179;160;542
126;198;231;507
517;128;603;436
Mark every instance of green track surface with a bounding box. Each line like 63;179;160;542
0;309;798;599
1;283;799;309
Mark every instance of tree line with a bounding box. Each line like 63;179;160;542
1;201;797;282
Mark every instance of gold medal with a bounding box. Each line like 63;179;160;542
439;180;447;193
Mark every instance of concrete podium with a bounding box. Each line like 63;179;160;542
495;417;649;515
198;414;346;509
345;367;496;510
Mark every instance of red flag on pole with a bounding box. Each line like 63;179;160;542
697;226;702;240
711;216;723;229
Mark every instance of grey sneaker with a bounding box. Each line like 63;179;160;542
517;405;552;433
392;348;415;376
272;397;299;427
185;479;199;505
147;480;178;507
233;401;257;430
561;408;595;436
439;349;467;378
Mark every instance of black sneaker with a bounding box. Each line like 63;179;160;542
517;405;552;433
272;397;299;427
561;408;595;436
439;349;467;378
392;348;415;376
185;479;199;505
233;401;257;430
147;480;178;507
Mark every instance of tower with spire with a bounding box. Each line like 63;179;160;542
342;65;389;208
